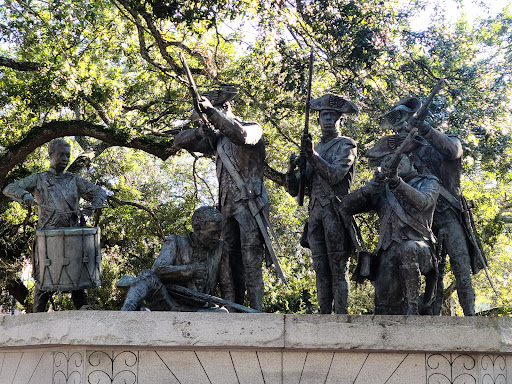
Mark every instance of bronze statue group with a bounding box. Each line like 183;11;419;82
3;83;486;316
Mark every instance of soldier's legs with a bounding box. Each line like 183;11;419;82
33;286;52;313
122;271;176;311
241;245;264;311
226;202;264;310
223;214;245;305
71;289;88;309
329;252;350;314
397;241;433;315
239;206;264;311
435;211;475;316
374;247;403;315
308;208;333;314
433;249;447;315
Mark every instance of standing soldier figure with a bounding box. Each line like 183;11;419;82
286;94;358;314
381;96;485;316
174;87;268;311
3;138;106;312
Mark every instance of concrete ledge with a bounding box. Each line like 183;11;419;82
1;311;511;353
1;312;511;383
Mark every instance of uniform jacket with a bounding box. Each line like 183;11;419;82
342;173;440;252
287;136;357;209
3;168;106;229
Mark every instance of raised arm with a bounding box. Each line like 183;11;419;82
206;108;263;146
416;121;463;160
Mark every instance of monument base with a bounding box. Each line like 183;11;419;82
1;311;511;383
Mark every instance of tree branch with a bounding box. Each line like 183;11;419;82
108;196;165;240
0;56;42;71
0;120;179;189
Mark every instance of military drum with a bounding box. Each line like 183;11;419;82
34;227;102;291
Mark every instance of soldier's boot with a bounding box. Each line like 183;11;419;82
33;286;51;313
399;263;421;316
312;253;333;314
331;252;350;315
71;289;88;310
332;282;348;314
241;245;264;311
245;266;263;311
456;277;476;316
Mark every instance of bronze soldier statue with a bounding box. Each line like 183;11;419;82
286;94;358;314
341;135;440;315
121;206;236;312
174;87;268;311
3;138;106;312
381;97;484;315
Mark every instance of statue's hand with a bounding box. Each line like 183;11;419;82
301;134;314;158
410;116;430;135
22;193;35;207
288;153;299;173
361;176;385;197
193;263;208;280
198;121;214;137
197;96;214;115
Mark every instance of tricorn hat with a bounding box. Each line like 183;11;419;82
381;96;422;128
201;86;239;106
365;134;425;160
310;94;359;114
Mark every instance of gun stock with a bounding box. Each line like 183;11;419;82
298;48;314;206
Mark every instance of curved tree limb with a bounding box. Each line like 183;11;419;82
0;120;179;188
0;56;42;72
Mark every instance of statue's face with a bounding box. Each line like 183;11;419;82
49;145;71;173
380;109;409;134
318;109;342;135
195;221;222;249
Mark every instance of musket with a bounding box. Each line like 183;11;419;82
297;47;314;206
461;196;498;296
409;78;446;125
167;284;261;313
178;51;215;148
377;126;419;181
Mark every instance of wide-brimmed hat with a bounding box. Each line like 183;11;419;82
381;96;422;127
310;94;359;114
365;134;425;160
201;86;239;106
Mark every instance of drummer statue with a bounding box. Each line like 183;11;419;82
3;138;107;312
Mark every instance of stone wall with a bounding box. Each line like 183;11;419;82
0;312;511;383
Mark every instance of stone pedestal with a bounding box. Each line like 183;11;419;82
0;312;511;383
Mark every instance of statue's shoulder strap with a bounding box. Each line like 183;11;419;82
385;185;435;244
216;137;248;196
